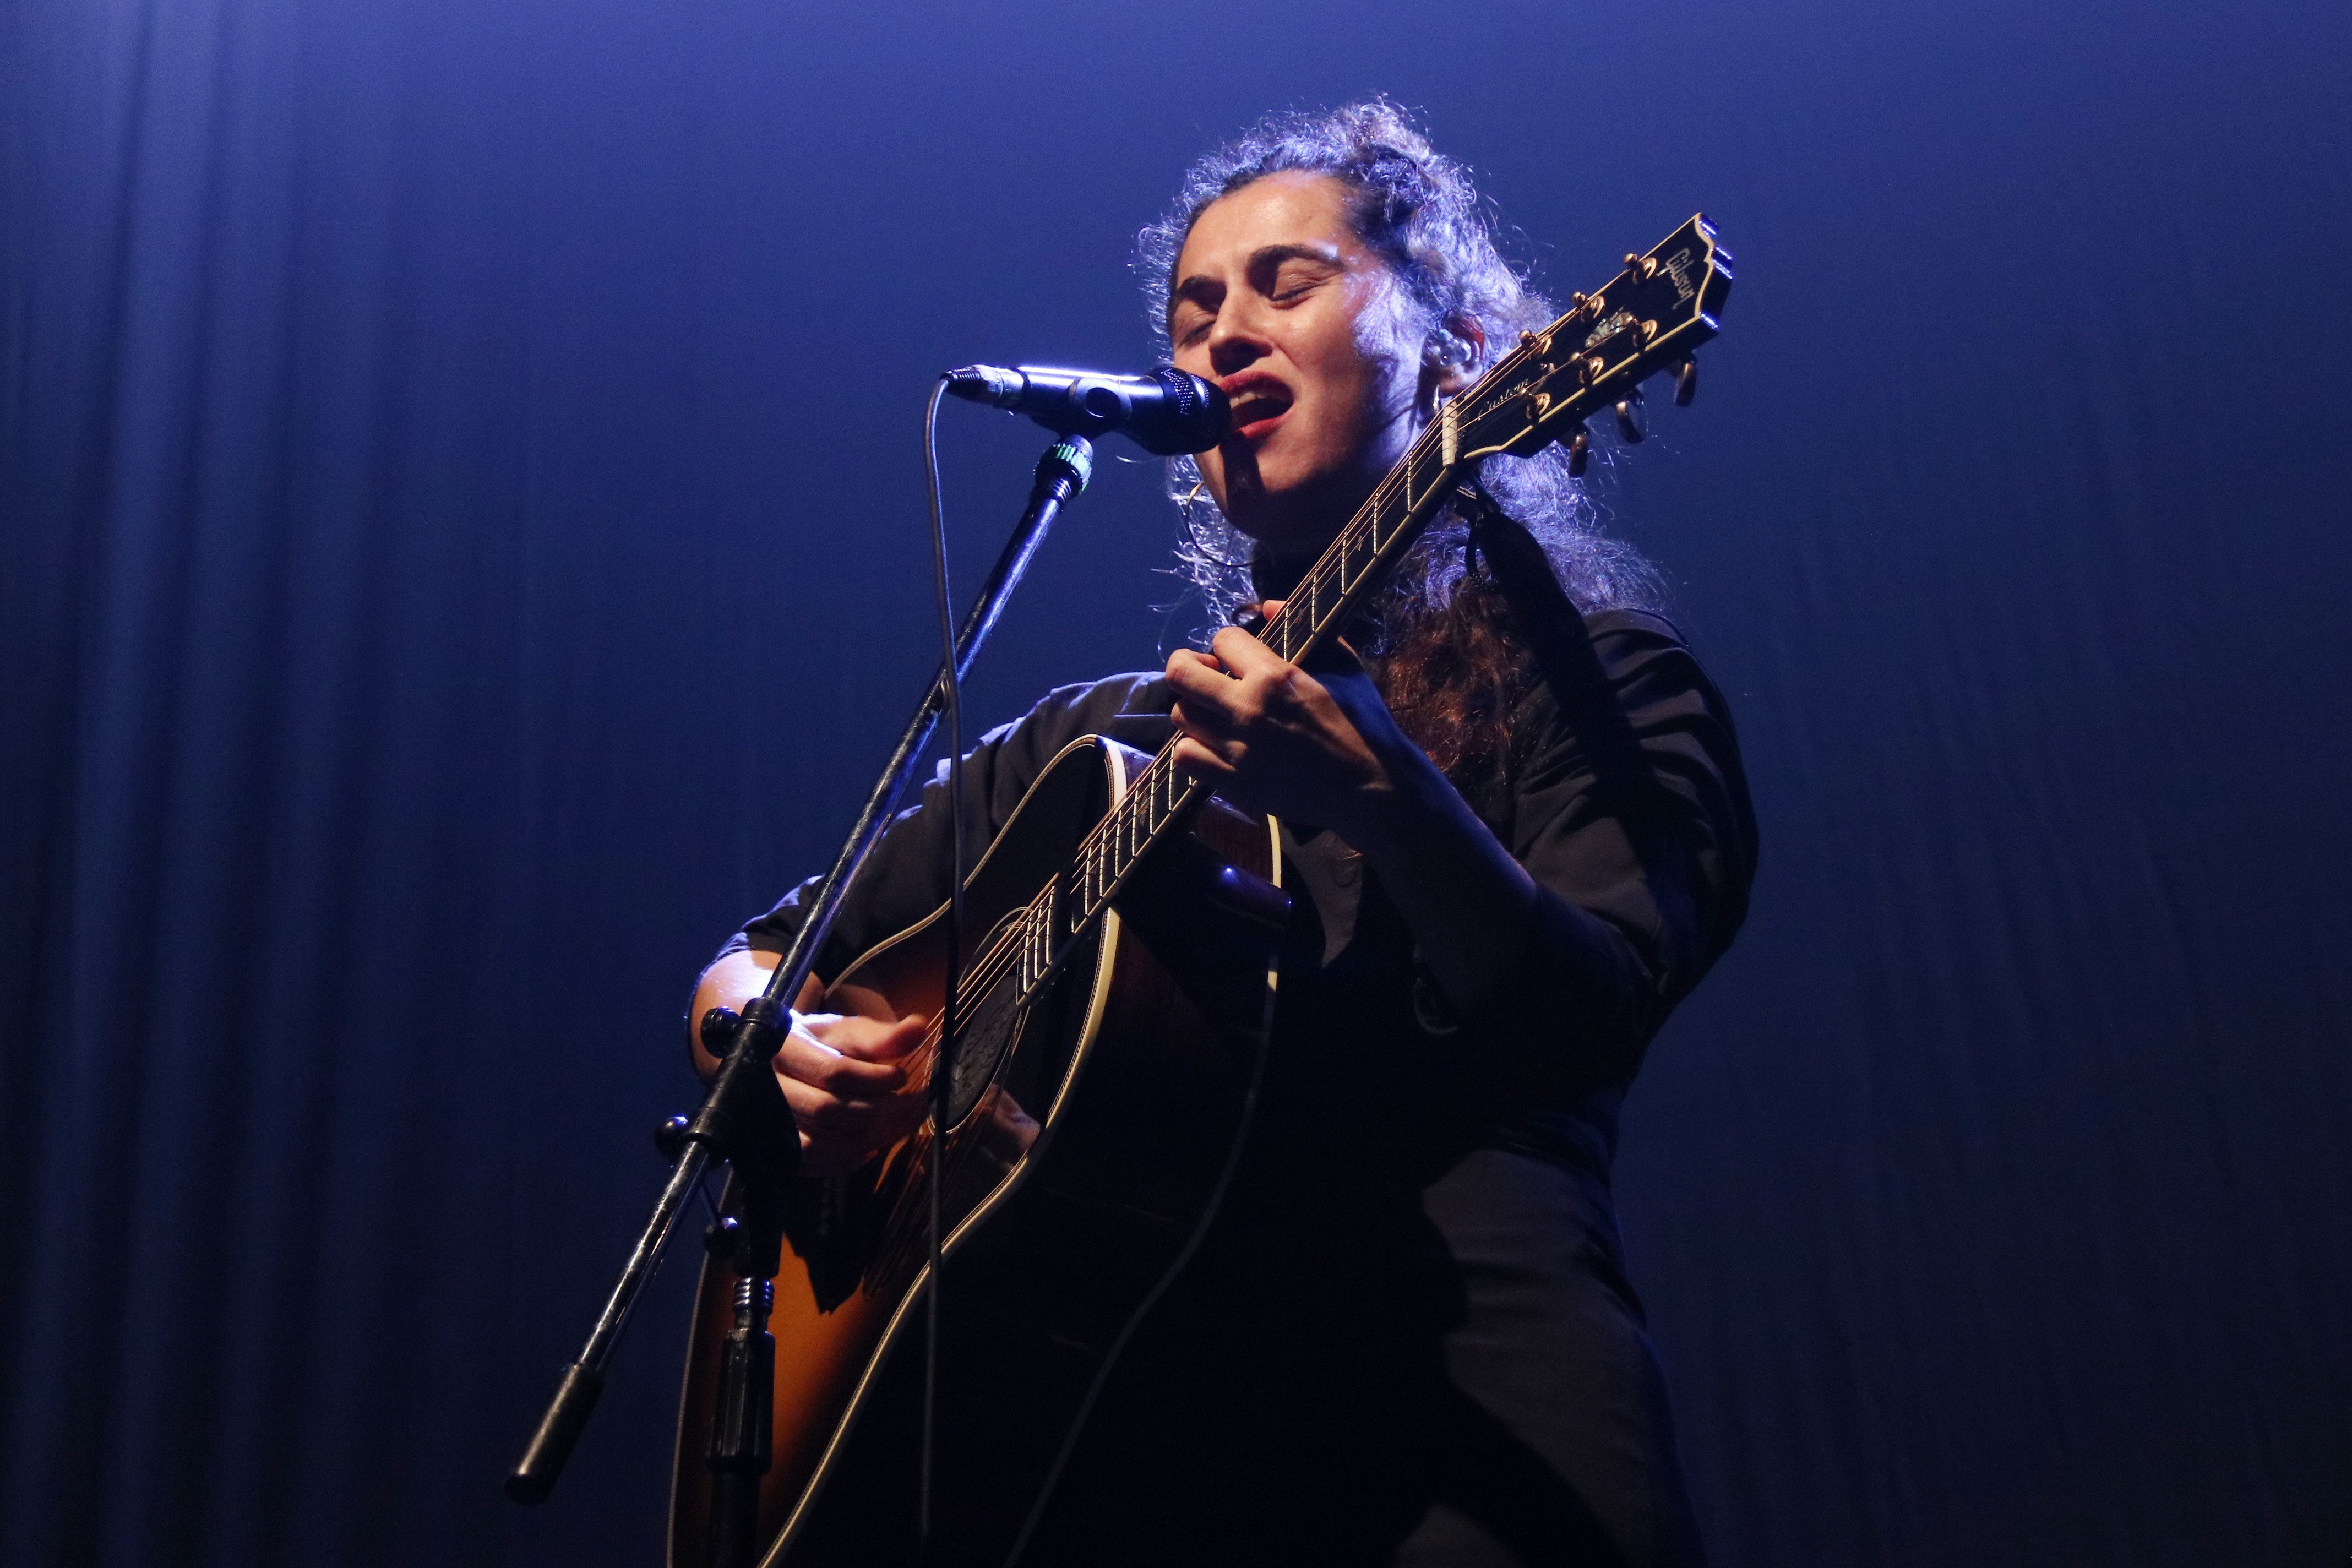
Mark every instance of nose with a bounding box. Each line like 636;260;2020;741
1205;298;1271;377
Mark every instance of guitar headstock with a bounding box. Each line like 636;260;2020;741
1453;215;1731;472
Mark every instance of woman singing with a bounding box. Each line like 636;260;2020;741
692;100;1755;1567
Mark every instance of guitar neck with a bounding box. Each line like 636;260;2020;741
1255;399;1468;667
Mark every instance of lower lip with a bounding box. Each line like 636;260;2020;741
1233;408;1288;442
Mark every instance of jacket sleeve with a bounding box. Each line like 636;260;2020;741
1457;610;1757;1093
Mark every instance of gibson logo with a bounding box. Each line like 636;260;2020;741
1658;247;1697;306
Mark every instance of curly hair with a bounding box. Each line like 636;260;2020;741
1136;100;1663;778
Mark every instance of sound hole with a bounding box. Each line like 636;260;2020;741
943;955;1025;1128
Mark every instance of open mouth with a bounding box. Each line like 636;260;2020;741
1222;375;1293;441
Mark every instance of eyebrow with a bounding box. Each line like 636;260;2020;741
1166;241;1348;330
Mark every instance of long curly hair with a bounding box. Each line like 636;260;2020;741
1137;100;1663;780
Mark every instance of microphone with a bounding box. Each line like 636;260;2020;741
943;364;1229;455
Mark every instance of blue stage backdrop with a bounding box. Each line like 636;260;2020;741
4;1;2348;1563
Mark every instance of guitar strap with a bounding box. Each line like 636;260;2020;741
1450;480;1713;1087
1455;481;1669;821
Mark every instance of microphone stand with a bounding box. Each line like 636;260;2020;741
505;432;1097;1568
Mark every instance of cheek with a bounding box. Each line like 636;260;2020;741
1300;312;1406;441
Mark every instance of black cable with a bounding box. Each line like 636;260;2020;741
918;376;966;1555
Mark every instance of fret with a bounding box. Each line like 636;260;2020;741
1338;521;1372;594
1375;472;1413;552
1264;611;1294;664
1368;488;1398;554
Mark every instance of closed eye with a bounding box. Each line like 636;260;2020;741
1259;247;1342;305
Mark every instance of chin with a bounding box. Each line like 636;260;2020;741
1223;504;1340;563
1223;471;1365;559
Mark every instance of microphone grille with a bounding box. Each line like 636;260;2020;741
1148;367;1229;453
1152;366;1202;417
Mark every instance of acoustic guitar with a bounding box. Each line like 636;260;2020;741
668;216;1733;1568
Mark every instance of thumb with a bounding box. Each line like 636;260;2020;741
836;1012;928;1061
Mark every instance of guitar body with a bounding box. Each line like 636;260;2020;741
668;736;1288;1568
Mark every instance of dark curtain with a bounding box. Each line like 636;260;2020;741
4;1;2347;1564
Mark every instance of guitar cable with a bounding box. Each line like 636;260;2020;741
919;375;967;1558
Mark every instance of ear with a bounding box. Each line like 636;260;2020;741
1441;316;1485;391
1417;315;1486;412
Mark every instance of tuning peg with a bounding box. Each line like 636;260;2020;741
1615;391;1646;444
1623;252;1658;281
655;1113;691;1162
1567;426;1592;477
1673;357;1698;407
